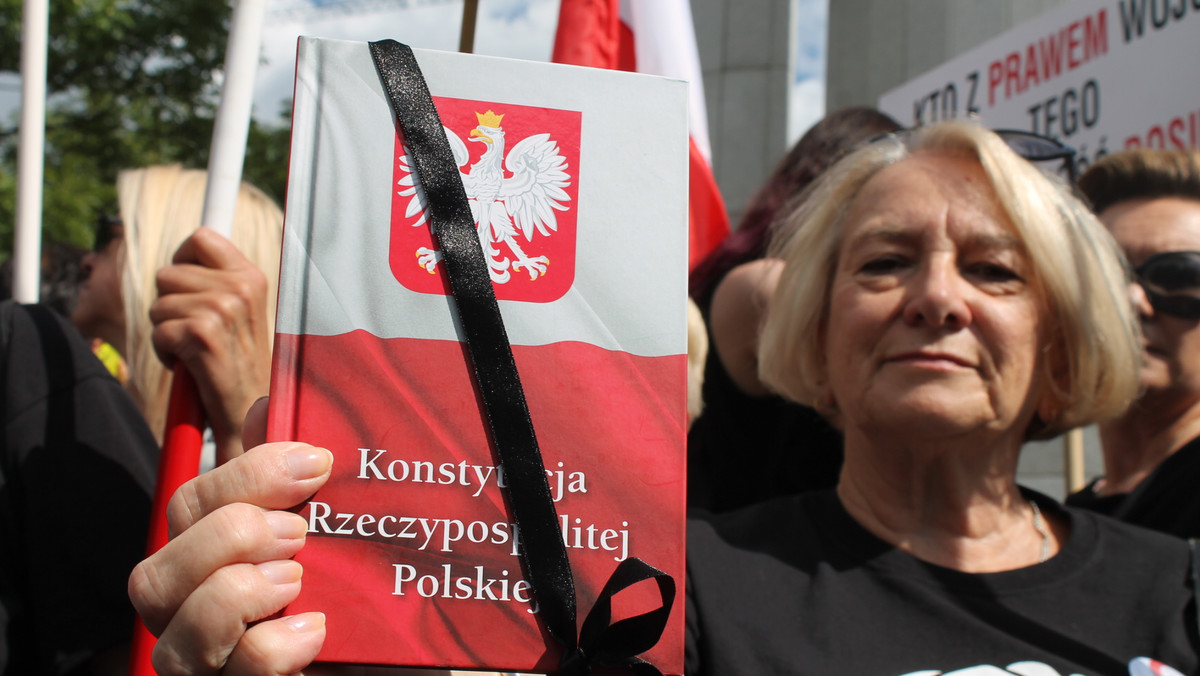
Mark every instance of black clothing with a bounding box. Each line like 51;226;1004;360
686;299;843;512
686;490;1200;676
1066;436;1200;540
0;302;159;675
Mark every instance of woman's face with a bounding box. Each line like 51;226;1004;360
1103;196;1200;408
72;223;126;352
823;152;1046;443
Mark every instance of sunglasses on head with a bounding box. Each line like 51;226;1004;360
868;127;1078;183
991;129;1078;183
93;213;123;251
1134;251;1200;320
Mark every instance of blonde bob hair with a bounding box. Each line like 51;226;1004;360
758;121;1140;440
118;164;284;442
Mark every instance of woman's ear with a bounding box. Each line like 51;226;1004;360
1036;393;1061;429
819;399;844;431
813;379;842;427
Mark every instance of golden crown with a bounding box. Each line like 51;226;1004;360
475;110;505;128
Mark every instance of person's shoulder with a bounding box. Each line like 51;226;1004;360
0;303;143;448
1063;477;1126;516
3;302;108;377
1064;500;1191;565
711;259;783;313
1160;434;1200;473
0;298;15;350
3;301;84;345
689;491;806;530
688;491;830;558
1064;477;1102;503
1069;506;1199;624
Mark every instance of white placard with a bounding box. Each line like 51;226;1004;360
879;0;1200;174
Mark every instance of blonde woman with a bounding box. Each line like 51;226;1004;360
73;164;283;463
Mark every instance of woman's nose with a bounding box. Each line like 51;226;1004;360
902;260;973;329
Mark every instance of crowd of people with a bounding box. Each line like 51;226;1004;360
3;109;1200;675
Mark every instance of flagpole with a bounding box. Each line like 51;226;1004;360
459;0;479;53
14;0;48;304
129;1;266;673
201;0;266;239
1063;427;1085;494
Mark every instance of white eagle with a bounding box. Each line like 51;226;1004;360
396;109;572;283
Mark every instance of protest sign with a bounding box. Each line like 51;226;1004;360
879;0;1199;175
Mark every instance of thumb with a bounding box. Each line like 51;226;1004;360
242;396;270;450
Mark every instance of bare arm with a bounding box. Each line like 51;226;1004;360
707;259;783;398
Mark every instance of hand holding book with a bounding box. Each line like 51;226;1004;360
128;398;330;674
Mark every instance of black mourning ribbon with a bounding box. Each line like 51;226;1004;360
368;40;675;675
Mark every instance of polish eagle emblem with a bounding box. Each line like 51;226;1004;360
395;110;572;283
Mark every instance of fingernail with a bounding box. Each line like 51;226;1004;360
265;511;308;540
285;446;332;480
258;560;302;585
284;612;325;633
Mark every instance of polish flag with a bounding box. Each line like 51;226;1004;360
553;0;730;270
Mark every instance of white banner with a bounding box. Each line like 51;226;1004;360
879;0;1200;175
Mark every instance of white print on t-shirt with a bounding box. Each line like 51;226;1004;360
899;657;1184;676
1129;658;1187;676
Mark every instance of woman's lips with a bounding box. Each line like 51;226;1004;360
886;351;974;368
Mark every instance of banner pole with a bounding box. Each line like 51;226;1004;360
201;0;267;239
459;0;479;54
13;0;48;304
1063;427;1085;495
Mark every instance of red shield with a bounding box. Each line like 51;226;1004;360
389;96;582;303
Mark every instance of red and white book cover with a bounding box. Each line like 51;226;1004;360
268;37;688;673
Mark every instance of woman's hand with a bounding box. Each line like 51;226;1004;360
129;397;332;674
150;227;273;463
128;399;477;675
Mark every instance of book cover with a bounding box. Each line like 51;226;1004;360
268;37;688;673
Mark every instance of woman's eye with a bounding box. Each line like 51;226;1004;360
859;256;908;274
967;262;1023;283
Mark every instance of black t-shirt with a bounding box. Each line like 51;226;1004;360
687;490;1200;676
1067;436;1200;540
0;302;159;675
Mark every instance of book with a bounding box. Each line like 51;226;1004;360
268;37;688;673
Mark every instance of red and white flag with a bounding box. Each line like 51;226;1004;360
269;37;688;673
554;0;730;270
